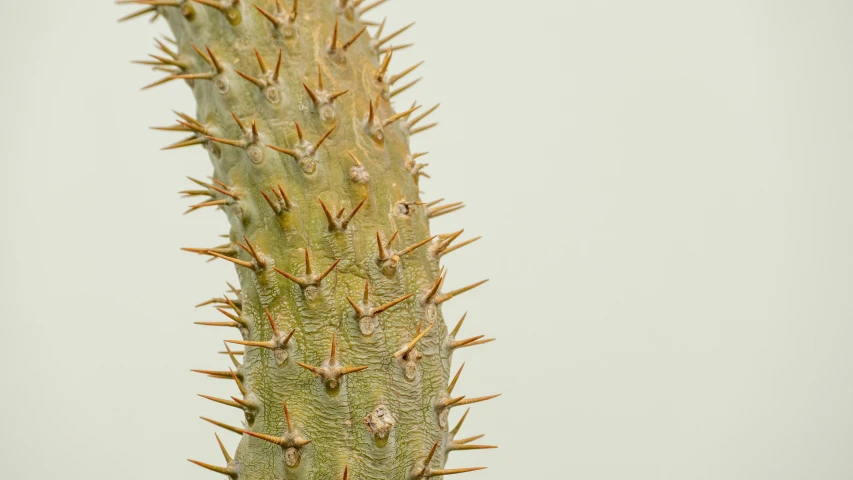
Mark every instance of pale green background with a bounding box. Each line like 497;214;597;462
1;1;851;479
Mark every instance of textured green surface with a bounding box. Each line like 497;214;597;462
121;1;493;478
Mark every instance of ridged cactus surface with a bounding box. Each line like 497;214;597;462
119;1;496;478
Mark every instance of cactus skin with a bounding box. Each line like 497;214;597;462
120;1;495;479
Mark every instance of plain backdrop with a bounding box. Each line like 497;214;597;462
1;1;852;479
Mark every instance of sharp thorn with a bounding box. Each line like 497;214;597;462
373;292;414;316
434;279;489;305
342;25;367;50
186;459;236;477
453;394;501;407
394;321;434;358
200;416;243;435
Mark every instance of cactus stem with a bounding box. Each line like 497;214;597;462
119;0;496;472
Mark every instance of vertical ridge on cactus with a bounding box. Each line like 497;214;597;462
118;1;496;478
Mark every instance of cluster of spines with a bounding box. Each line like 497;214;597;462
120;0;497;478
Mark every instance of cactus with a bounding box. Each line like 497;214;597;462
118;1;496;478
